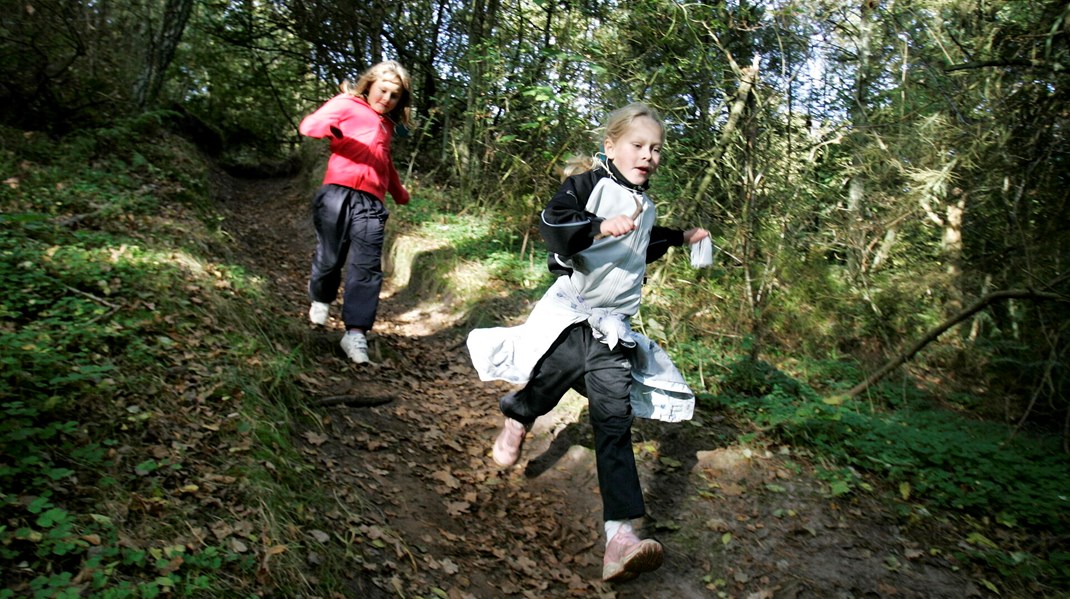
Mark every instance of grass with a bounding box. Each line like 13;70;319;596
0;120;354;597
387;187;551;328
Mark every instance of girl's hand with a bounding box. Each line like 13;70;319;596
683;228;710;244
600;215;637;238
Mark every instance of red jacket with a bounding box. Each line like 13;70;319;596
299;94;409;204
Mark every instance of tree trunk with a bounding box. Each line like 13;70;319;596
693;54;760;206
943;194;966;316
460;0;498;195
133;0;195;109
846;0;876;277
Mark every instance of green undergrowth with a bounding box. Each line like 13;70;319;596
707;355;1070;595
0;122;350;597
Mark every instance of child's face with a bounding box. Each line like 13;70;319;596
603;116;663;186
366;76;404;115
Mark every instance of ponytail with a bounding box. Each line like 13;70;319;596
559;155;598;181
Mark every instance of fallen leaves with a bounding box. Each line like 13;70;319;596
432;468;462;490
303;431;329;446
445;501;470;516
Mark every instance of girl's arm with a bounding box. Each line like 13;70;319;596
646;227;709;263
298;95;349;139
539;174;603;257
646;226;684;263
385;161;409;205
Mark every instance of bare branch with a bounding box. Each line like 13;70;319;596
829;286;1070;403
313;395;394;408
943;58;1035;73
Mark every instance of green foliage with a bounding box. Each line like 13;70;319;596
171;1;317;166
718;358;1070;527
3;493;243;598
0;124;323;596
711;355;1070;590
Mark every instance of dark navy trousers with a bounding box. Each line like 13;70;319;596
308;184;388;331
500;323;645;522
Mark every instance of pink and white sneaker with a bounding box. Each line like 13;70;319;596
602;528;663;582
491;417;528;468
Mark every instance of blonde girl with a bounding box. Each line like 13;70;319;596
468;102;709;582
299;60;413;363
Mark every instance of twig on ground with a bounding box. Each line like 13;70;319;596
313;395;394;408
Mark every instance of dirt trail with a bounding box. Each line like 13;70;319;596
216;175;983;599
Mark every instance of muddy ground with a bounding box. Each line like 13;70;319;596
216;174;987;599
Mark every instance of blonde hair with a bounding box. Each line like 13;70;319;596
340;60;413;127
560;102;664;181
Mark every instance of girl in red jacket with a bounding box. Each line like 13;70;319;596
299;61;412;363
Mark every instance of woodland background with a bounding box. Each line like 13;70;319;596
8;0;1067;412
1;0;1069;597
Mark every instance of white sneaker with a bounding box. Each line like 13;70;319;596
309;301;330;325
340;332;370;364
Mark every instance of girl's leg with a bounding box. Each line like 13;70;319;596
585;342;644;521
499;324;587;424
340;192;389;330
308;185;352;304
493;324;586;467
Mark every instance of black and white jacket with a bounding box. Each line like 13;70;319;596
539;159;686;315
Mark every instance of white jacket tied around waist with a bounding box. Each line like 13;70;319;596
467;276;695;423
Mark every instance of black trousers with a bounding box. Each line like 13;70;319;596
308;185;388;330
500;323;645;522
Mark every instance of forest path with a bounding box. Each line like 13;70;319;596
215;174;980;599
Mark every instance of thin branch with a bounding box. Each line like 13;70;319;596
61;283;122;310
830;286;1070;403
313;395;394;408
943;58;1035;72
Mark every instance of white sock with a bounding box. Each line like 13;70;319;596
604;519;633;544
